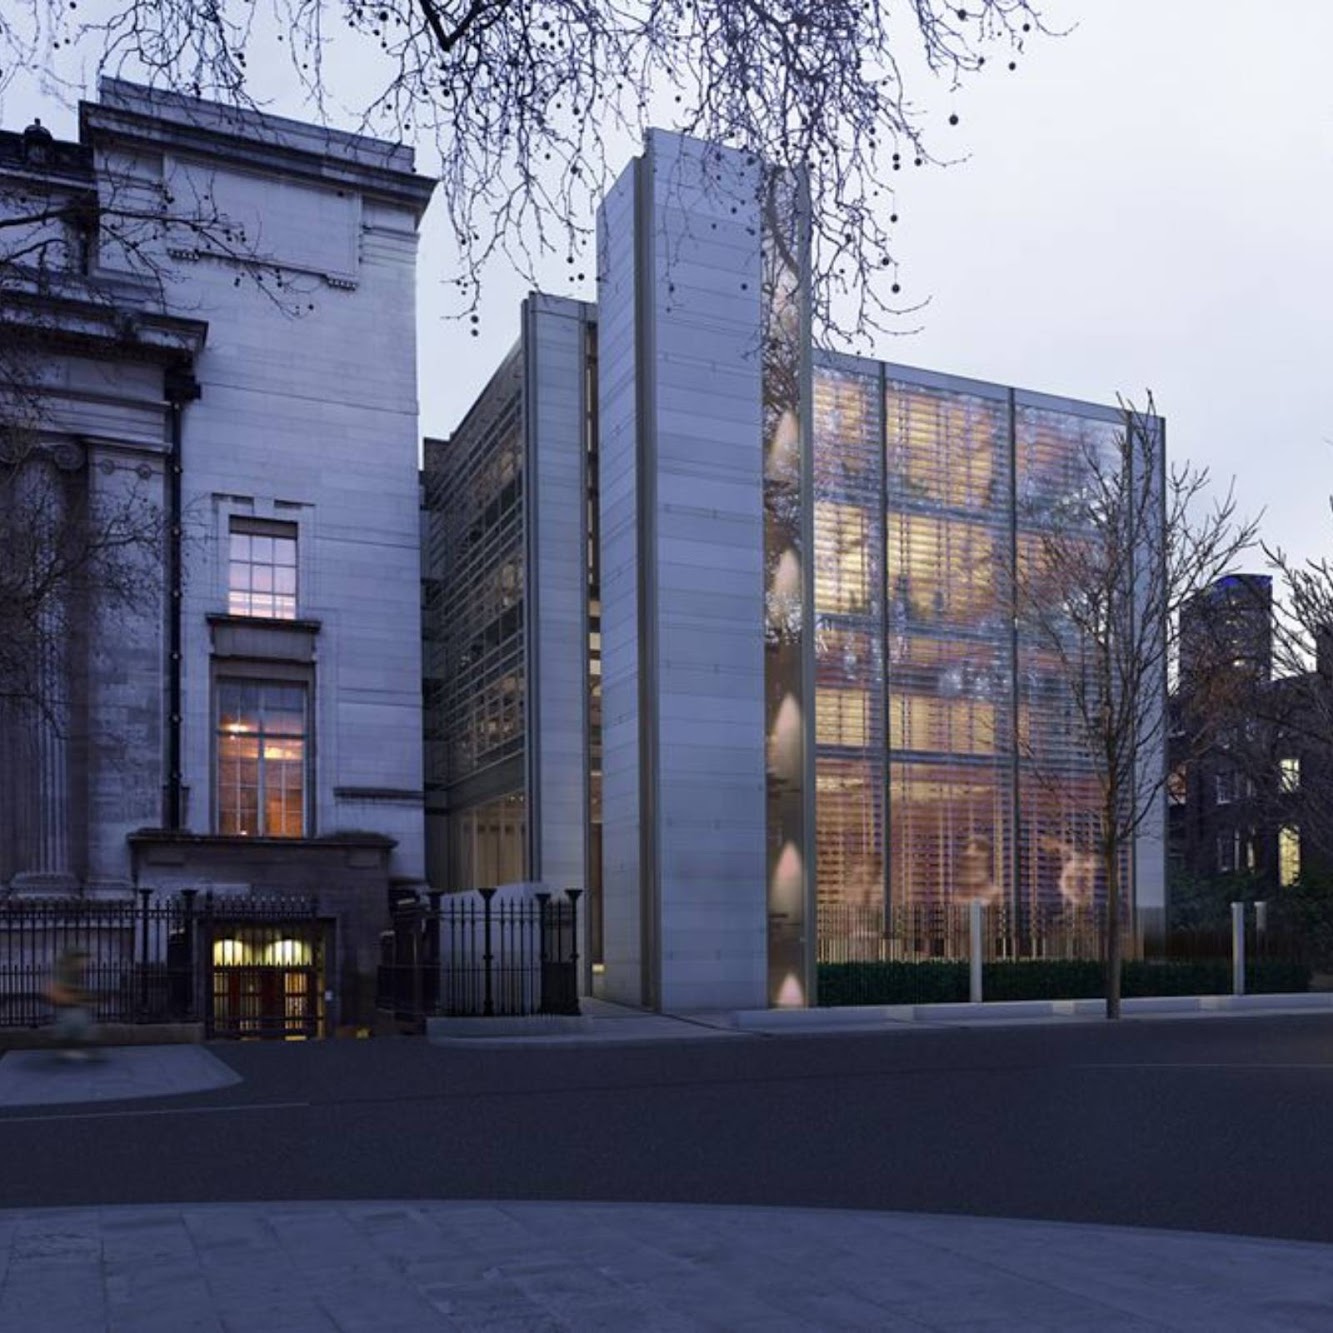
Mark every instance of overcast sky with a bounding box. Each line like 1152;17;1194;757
9;2;1331;569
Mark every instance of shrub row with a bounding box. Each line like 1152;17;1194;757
817;958;1312;1007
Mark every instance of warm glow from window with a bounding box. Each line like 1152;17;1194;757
213;938;248;966
1280;756;1300;793
1280;825;1301;887
217;681;307;837
816;689;869;748
889;695;996;756
264;938;312;967
814;502;870;613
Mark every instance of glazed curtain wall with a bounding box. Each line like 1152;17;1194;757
812;368;1123;939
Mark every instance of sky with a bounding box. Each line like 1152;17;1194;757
7;1;1332;569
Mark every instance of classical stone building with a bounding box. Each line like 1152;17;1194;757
422;131;1167;1012
1;82;434;1027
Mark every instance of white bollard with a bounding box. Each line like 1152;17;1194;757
969;900;983;1004
1231;901;1246;997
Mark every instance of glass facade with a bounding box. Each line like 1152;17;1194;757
424;346;528;889
811;364;1131;960
811;367;884;917
450;791;527;891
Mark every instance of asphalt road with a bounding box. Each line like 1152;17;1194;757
3;1016;1333;1243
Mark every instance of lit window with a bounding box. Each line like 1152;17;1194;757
216;681;308;837
1279;825;1301;888
1280;756;1300;793
1168;766;1187;806
228;517;297;619
816;689;869;748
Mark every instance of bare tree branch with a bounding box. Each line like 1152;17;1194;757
1008;394;1259;1017
2;0;1052;345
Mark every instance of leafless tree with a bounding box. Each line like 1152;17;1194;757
3;0;1049;343
1011;397;1258;1018
0;406;164;727
0;117;302;730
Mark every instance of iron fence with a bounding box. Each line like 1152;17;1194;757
0;890;325;1038
378;888;582;1024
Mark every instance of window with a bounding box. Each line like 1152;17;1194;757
1279;825;1301;888
1216;829;1239;875
216;681;308;837
1280;756;1301;794
228;517;297;619
1167;765;1187;806
1214;771;1235;806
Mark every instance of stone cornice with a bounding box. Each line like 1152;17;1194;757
82;81;437;221
0;280;208;362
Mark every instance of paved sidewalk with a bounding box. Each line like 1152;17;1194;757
0;1046;239;1108
427;993;1333;1047
0;1199;1329;1331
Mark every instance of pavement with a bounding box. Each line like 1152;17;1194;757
0;1046;239;1108
424;991;1333;1045
3;1007;1333;1329
1;1199;1331;1331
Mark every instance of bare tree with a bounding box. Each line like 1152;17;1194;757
0;116;299;727
3;0;1049;342
1011;397;1258;1018
0;407;165;727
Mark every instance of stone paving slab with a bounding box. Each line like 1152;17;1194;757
0;1200;1330;1331
0;1046;240;1107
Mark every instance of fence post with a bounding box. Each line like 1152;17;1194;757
480;888;496;1017
1231;901;1246;997
138;888;152;1020
426;891;442;1017
203;891;215;1038
410;896;424;1025
969;900;983;1005
566;890;582;1014
1255;900;1268;946
180;888;197;1022
534;892;550;1014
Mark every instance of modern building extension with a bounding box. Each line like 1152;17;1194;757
1;82;434;1028
422;131;1167;1011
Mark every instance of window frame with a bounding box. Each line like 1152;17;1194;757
214;676;312;839
227;515;299;621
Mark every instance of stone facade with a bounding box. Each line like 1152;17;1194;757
1;83;434;1026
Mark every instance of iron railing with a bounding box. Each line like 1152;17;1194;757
0;890;325;1038
378;888;582;1023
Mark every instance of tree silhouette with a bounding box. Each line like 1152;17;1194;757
3;0;1048;340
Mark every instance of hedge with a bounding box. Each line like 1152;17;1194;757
817;958;1312;1007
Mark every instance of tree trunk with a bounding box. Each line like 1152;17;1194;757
1105;840;1122;1021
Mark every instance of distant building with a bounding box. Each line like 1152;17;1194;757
1171;574;1329;894
422;131;1167;1010
1;82;435;1028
